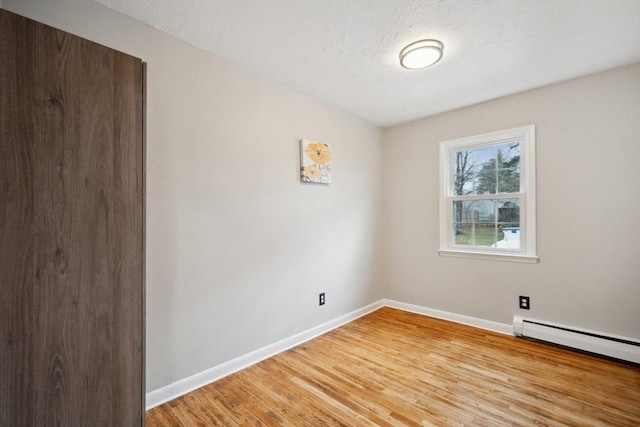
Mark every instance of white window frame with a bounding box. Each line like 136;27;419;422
439;125;538;263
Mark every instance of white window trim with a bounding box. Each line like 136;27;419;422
438;125;538;263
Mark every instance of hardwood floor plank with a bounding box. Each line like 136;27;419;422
284;351;406;426
147;308;640;426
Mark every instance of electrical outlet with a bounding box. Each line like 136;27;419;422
319;292;325;306
519;296;530;310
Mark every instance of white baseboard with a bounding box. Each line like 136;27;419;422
146;299;513;410
146;297;638;411
381;299;512;336
145;300;384;410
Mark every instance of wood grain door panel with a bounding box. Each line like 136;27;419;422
1;9;144;426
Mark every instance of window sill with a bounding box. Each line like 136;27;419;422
439;249;539;264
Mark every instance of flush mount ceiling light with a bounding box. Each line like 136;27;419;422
399;39;444;70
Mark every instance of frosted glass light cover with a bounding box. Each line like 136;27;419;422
400;39;444;69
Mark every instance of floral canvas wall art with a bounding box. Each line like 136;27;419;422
300;139;331;184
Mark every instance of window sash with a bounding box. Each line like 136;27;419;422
446;193;525;252
447;138;523;197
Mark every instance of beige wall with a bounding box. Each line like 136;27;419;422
3;0;384;391
382;63;640;338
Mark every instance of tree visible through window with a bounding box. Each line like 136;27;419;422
439;125;537;262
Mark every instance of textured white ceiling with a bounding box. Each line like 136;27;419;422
94;0;640;127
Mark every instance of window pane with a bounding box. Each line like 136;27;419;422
453;151;474;196
475;223;498;247
472;146;497;195
453;200;471;223
497;168;520;193
452;200;497;247
495;223;520;250
461;175;475;195
453;223;473;245
474;163;496;194
496;142;520;194
452;198;520;249
495;198;520;250
497;142;520;168
453;200;495;224
474;199;495;223
497;198;520;223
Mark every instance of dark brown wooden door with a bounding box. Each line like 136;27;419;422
1;9;145;426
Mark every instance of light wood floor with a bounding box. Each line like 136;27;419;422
146;307;640;426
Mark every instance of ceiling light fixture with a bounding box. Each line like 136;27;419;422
399;39;444;70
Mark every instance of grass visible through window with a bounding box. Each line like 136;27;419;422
454;225;504;246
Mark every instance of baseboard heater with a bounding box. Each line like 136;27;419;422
513;316;640;364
